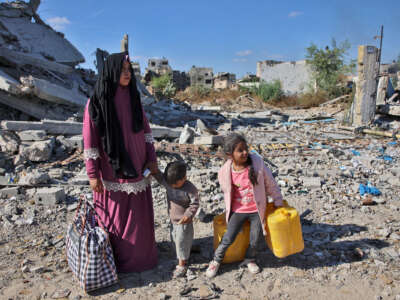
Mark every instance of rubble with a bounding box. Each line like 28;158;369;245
0;2;399;300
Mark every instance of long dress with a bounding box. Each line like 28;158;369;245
83;85;158;273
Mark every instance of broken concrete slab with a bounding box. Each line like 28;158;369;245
193;135;224;146
151;125;181;139
20;76;87;107
0;91;67;120
0;16;84;65
0;69;20;94
1;120;83;135
19;139;54;162
0;47;74;75
179;124;195;144
0;187;19;198
17;130;46;141
19;171;50;185
35;187;65;205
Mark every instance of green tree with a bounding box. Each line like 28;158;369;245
150;73;176;99
305;39;351;97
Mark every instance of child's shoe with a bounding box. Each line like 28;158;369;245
205;260;220;278
247;262;260;274
173;265;187;278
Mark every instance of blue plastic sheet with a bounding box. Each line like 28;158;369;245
378;155;393;162
301;118;336;124
351;150;361;156
359;183;381;196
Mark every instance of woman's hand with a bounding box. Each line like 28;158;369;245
89;178;104;193
144;161;158;175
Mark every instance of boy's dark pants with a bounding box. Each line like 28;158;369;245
213;212;262;263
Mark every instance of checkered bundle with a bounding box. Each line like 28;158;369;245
66;197;118;292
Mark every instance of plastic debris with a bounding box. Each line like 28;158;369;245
359;182;381;196
351;150;361;156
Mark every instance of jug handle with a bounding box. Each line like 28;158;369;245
280;209;291;217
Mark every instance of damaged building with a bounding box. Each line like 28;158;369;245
143;58;190;91
130;61;141;81
256;60;312;94
189;66;213;89
213;72;236;90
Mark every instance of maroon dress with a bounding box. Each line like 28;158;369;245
83;85;157;272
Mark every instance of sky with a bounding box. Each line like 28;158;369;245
34;0;400;78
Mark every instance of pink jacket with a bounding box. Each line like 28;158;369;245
218;153;283;235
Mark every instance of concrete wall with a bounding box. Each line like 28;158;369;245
256;60;313;94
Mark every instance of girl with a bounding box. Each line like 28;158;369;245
206;133;283;278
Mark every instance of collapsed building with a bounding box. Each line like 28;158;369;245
0;0;95;121
256;60;313;94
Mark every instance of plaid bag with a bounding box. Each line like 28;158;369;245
65;195;118;292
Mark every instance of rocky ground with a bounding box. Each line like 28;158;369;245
0;102;399;300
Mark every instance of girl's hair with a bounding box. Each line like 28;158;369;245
223;133;258;185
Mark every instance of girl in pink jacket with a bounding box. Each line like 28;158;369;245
206;133;284;278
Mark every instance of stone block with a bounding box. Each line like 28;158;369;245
0;187;19;198
302;177;321;189
19;139;54;162
35;187;65;205
194;135;224;146
17;130;47;141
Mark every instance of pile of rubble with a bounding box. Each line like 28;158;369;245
0;0;95;121
1;102;400;299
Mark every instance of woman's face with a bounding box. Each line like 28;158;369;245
119;60;132;86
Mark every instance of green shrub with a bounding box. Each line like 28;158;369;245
251;80;283;102
306;39;351;98
151;73;176;99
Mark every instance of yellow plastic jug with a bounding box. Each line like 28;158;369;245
213;213;250;263
265;202;304;258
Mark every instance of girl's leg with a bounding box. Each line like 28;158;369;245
213;212;248;263
245;212;262;262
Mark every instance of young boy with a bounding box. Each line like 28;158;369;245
154;161;199;277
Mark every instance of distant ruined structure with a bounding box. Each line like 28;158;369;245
257;60;312;94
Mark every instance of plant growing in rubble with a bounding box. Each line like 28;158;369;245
306;38;351;98
151;73;176;99
249;80;283;102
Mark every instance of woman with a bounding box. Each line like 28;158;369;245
83;52;158;272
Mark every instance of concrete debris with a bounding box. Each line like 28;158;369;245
179;124;195;144
19;139;54;162
35;187;65;205
17;130;46;141
193;135;224;146
0;130;19;153
0;4;398;299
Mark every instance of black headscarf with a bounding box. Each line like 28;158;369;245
89;51;143;179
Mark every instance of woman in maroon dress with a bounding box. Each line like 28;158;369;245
83;52;158;272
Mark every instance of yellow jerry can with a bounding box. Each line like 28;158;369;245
213;213;250;263
265;202;304;258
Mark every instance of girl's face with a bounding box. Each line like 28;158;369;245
230;141;248;165
119;60;132;86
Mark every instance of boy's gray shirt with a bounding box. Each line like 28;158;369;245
154;173;199;224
